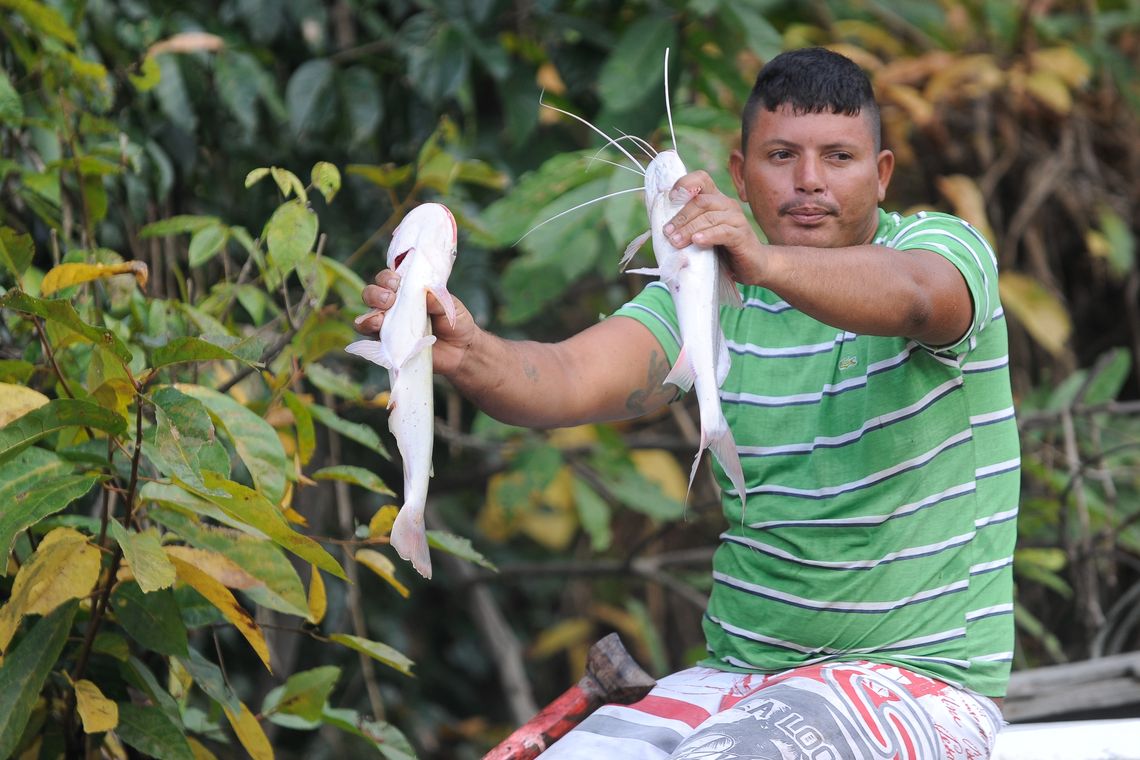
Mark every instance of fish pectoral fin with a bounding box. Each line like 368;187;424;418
717;265;744;309
345;339;394;370
626;266;663;278
429;283;458;328
619;230;652;271
663;346;696;392
408;335;437;360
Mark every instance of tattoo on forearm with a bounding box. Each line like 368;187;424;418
522;358;540;383
625;350;675;414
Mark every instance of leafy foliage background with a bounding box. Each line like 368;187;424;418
1;0;1139;757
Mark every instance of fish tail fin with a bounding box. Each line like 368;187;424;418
704;422;747;524
345;339;394;370
390;505;432;580
429;283;457;328
663;346;696;392
620;230;652;271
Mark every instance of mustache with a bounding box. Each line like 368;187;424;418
779;201;839;216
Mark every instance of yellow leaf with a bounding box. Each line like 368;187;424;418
147;32;225;57
163;546;260;590
1025;69;1072;114
100;732;128;759
354;549;410;598
0;383;50;427
528;617;594;660
307;565;326;625
74;679;119;733
368;505;399;538
631;449;689;504
831;19;905;57
935;175;995;246
536;62;566;95
925;54;1004;104
40;261;148;296
223;701;274;760
478;467;579;549
168;555;272;672
91;378;135;423
547;425;598;449
999;272;1072;358
188;737;219;760
1031;46;1091;89
110;523;175;593
0;527;101;653
880;84;934;128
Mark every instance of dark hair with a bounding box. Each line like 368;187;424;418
741;47;881;152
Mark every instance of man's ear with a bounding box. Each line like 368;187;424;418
729;149;748;201
876;149;895;202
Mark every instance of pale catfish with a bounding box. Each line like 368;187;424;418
345;202;457;579
620;150;748;509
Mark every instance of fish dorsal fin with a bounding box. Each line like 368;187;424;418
620;230;652;271
663;346;696;392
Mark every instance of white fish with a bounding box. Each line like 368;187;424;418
345;202;458;579
620;149;748;509
524;48;747;509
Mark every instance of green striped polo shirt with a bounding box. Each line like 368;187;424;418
613;208;1019;697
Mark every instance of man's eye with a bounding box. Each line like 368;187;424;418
831;152;853;161
770;150;792;160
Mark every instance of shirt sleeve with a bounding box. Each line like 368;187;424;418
609;280;683;365
885;211;1002;357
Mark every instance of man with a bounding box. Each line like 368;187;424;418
357;47;1018;758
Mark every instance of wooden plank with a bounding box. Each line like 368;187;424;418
1004;652;1140;723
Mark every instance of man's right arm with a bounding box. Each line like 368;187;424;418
356;269;675;428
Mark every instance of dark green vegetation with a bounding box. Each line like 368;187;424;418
1;1;1138;757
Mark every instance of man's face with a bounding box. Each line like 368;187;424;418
730;104;894;249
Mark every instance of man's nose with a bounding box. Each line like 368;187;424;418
795;155;825;193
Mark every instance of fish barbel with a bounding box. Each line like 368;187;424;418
345;202;458;579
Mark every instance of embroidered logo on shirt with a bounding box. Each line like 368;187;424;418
839;356;858;370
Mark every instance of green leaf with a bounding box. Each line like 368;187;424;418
151;508;310;618
177;471;347;580
340;66;383;147
116;703;195;760
264;665;340;721
286;59;335;138
311;162;341;203
346;163;413;190
0;289;133;362
0;397;126;464
311;465;394;495
176;384;288;505
329;634;414;677
571;477;613;552
0;447;88;570
5;0;78;46
139;215;221;238
426;531;497;571
245;167;271;188
319;707;416;760
308;403;389;459
283;390;315;465
110;521;176;593
0;227;34;279
187;223;229;267
111;582;189;656
725;4;784;62
265;199;318;283
597;16;677;113
179;647;241;713
147;387;216;491
0;70;24;125
150;336;257;371
0;602;77;760
1080;348;1132;406
305;362;363;402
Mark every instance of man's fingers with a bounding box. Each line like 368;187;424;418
362;283;394;310
353;309;383;335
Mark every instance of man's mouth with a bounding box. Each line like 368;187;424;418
781;205;835;224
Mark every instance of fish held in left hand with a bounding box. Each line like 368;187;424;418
345;202;458;579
